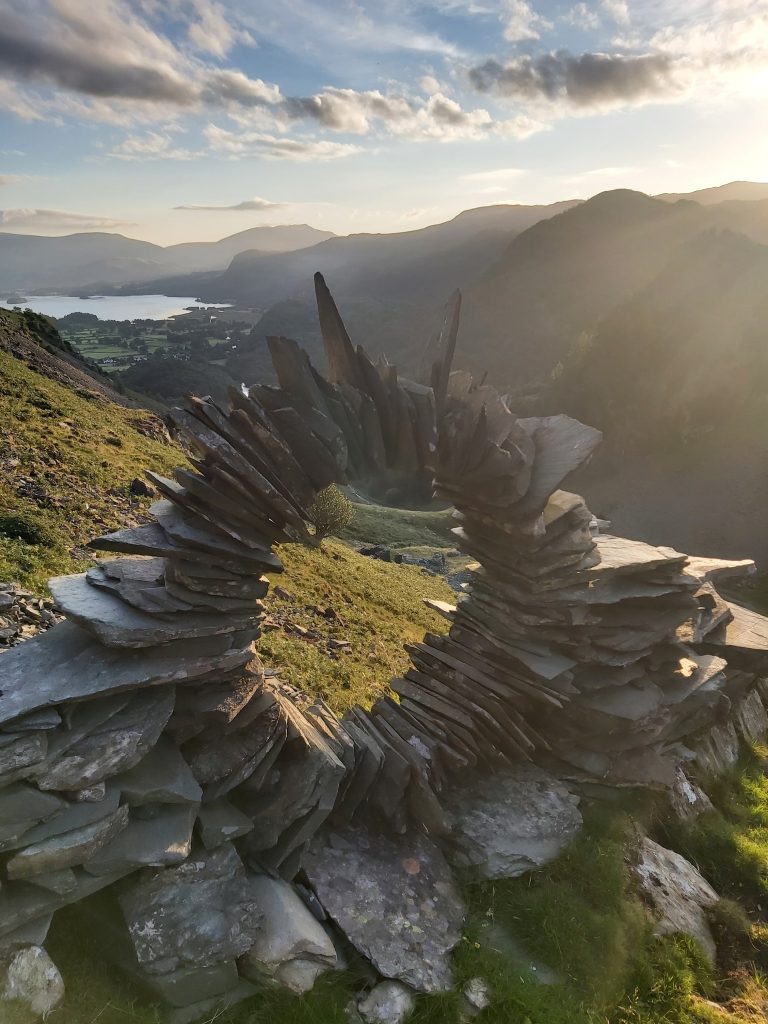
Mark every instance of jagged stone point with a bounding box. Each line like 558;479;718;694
2;272;768;1021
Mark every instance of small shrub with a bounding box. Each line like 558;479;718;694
308;485;354;543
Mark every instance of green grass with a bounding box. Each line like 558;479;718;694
0;346;184;590
261;538;457;713
662;746;768;913
339;501;456;549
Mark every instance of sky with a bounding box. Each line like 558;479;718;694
0;0;767;244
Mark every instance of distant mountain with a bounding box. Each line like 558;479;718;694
0;224;334;294
454;189;714;386
658;181;768;204
551;229;768;562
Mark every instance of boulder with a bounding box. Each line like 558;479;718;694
441;764;582;879
118;844;262;975
355;981;416;1023
238;874;339;994
304;824;464;993
631;836;719;963
1;946;65;1018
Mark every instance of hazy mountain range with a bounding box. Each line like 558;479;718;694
0;224;334;294
4;179;768;562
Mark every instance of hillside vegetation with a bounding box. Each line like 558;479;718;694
0;317;182;590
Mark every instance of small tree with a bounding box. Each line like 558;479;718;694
308;485;354;543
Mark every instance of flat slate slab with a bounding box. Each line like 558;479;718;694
0;621;255;729
49;574;259;649
304;823;465;993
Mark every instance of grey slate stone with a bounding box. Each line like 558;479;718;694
112;739;202;806
84;804;198;875
441;764;583;879
196;799;254;849
6;804;130;879
0;620;255;728
304;824;464;993
118;844;262;974
49;573;259;649
34;688;175;791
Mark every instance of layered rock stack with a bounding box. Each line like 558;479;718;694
2;276;768;1020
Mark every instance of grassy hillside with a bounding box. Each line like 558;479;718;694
0;341;182;591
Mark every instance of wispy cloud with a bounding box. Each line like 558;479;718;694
0;174;26;185
203;125;365;162
0;207;133;230
460;166;526;182
174;197;284;211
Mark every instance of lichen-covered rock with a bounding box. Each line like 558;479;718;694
117;844;261;975
356;980;416;1023
2;945;65;1018
441;764;582;879
631;836;719;962
304;824;464;993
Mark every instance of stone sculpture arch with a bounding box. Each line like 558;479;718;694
1;276;766;1018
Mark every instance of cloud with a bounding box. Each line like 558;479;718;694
0;4;196;106
565;3;601;31
0;207;133;231
469;50;678;109
502;0;552;42
0;174;25;185
460;167;526;182
174;197;284;211
110;131;196;160
601;0;630;26
203;125;364;161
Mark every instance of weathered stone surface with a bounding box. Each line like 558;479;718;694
691;719;741;778
6;805;130;879
239;875;338;993
733;688;768;745
0;733;47;783
145;960;241;1009
112;739;202;806
49;573;258;648
0;785;64;848
442;764;582;879
631;836;719;963
118;844;262;974
196;799;254;849
84;804;198;876
0;620;254;728
355;981;416;1024
668;767;715;822
2;787;121;852
1;946;65;1018
34;688;175;791
304;824;464;993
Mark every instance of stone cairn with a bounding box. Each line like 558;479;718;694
2;274;768;1020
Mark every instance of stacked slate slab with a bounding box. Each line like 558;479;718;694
2;275;768;1018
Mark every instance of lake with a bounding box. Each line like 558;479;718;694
5;294;231;322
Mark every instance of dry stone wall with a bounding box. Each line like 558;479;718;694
2;275;768;1021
